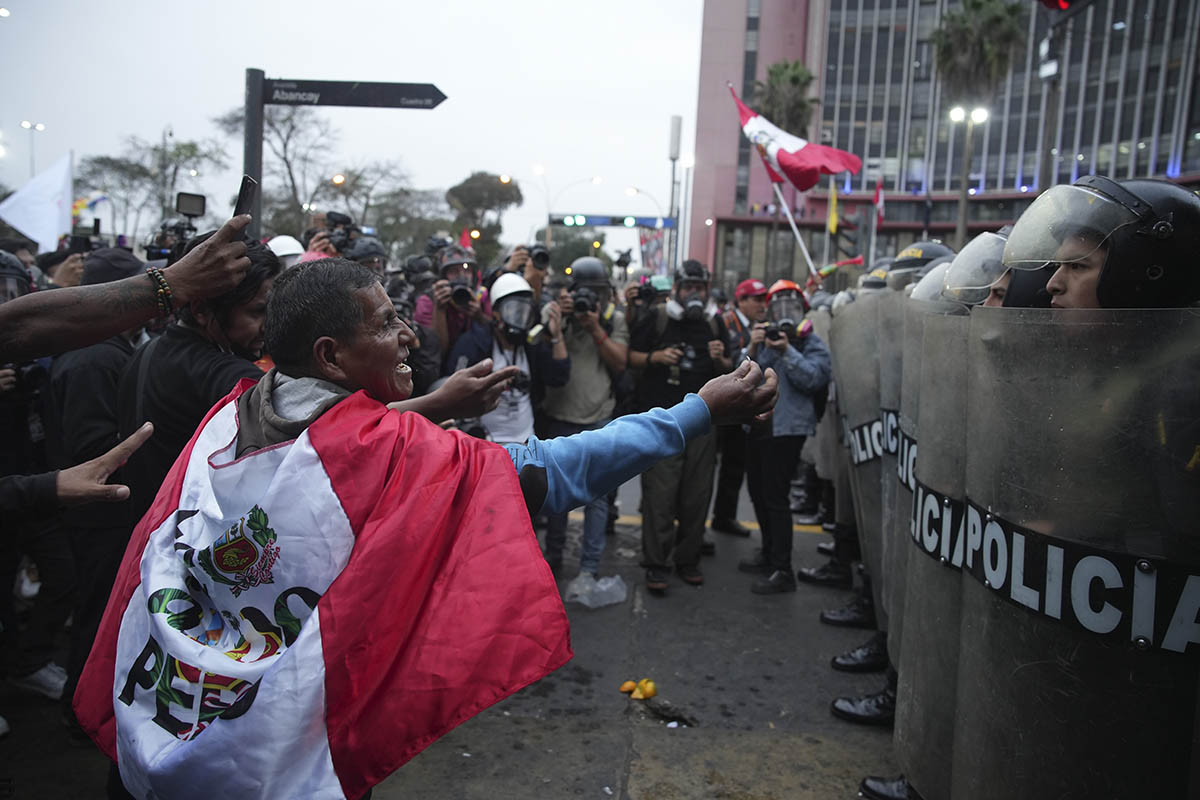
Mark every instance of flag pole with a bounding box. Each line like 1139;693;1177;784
772;182;816;284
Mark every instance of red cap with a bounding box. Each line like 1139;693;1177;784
735;278;768;299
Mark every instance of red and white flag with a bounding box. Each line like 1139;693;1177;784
873;180;885;225
728;85;861;192
75;383;571;800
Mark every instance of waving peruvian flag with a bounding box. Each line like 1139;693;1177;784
729;84;861;192
74;383;571;800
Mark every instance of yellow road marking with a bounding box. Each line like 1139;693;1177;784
565;512;826;535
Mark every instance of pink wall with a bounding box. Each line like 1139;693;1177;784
688;0;814;266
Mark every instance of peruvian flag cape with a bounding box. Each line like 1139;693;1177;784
728;84;861;191
74;381;572;800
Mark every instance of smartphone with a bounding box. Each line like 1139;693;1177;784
233;175;258;218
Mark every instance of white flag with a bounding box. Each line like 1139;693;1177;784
0;152;72;252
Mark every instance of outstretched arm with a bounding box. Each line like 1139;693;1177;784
505;360;778;515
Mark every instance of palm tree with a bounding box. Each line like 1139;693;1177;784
754;60;818;279
932;0;1024;248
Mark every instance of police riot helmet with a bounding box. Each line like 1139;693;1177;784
941;228;1010;305
886;240;955;288
489;272;536;338
909;261;954;302
0;250;31;304
1003;176;1200;308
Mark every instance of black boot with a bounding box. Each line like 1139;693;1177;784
819;594;876;628
831;631;888;672
795;558;852;589
831;686;895;727
859;775;923;800
751;569;797;594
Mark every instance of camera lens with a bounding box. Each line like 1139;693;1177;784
451;283;474;307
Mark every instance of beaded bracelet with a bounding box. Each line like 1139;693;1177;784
146;267;175;317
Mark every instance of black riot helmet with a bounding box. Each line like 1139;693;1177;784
1003;176;1200;308
568;256;609;288
886;240;955;289
674;258;710;286
344;236;388;277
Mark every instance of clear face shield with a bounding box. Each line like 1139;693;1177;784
941;231;1010;305
497;294;535;334
1002;184;1137;273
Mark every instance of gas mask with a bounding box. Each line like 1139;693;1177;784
496;294;535;340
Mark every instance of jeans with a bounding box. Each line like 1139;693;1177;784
543;417;611;575
745;434;805;572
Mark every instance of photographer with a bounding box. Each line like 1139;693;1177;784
301;211;358;261
542;256;629;576
345;235;389;280
710;279;770;538
414;246;492;357
445;272;569;445
740;279;831;594
507;243;552;299
628;259;732;592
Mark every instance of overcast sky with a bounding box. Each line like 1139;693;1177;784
0;0;702;259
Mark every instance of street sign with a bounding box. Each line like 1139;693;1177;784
242;69;448;237
263;79;447;110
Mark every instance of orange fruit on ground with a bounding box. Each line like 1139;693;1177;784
619;680;637;693
637;679;658;699
630;687;645;699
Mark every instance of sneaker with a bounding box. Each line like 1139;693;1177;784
751;570;797;594
11;663;67;701
737;552;771;574
794;510;822;525
645;568;670;592
676;565;704;586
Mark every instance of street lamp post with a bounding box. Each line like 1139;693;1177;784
949;106;988;249
20;120;45;178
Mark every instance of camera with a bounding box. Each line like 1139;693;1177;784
765;320;795;340
571;285;599;314
450;279;475;308
325;211;357;253
509;371;531;394
527;244;551;269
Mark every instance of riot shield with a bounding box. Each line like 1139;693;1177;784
808;308;839;482
877;290;906;658
950;307;1200;799
892;303;969;800
829;291;886;625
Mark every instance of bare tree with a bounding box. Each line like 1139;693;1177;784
214;106;340;236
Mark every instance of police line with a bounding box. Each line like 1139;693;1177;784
908;478;1200;655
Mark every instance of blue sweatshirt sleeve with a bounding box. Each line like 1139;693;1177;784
504;393;712;515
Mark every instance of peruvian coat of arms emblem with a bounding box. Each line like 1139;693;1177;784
197;506;281;597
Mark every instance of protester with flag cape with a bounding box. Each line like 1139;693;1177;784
75;257;778;800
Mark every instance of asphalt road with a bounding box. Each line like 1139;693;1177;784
0;478;895;799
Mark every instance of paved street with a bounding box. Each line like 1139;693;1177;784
0;478;895;799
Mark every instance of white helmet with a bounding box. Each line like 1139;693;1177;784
489;271;533;304
267;235;304;269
